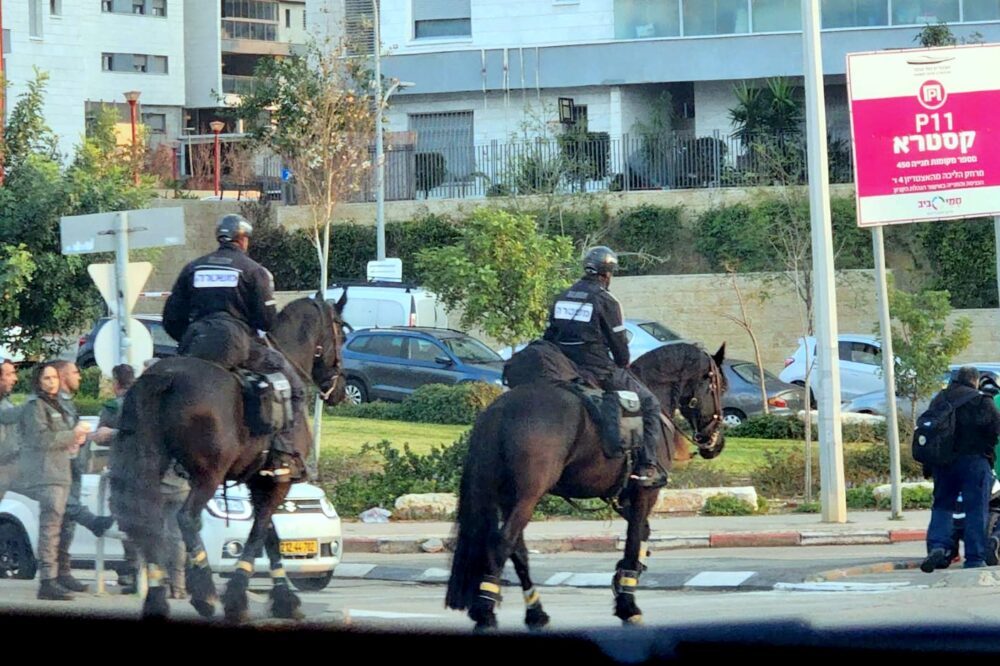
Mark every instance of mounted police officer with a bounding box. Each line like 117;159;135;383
163;213;306;481
543;246;668;488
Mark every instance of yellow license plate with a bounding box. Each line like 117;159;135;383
280;540;319;556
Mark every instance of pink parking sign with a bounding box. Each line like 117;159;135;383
847;44;1000;227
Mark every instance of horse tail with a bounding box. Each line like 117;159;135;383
446;405;504;611
109;373;172;545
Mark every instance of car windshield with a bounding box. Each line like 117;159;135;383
636;321;680;342
731;362;780;383
441;336;502;364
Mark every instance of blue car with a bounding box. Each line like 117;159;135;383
341;327;504;404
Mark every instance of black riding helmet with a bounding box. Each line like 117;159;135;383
583;246;619;276
216;214;253;243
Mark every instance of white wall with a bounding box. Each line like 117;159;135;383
184;0;222;108
278;0;309;45
693;80;736;137
385;86;613;145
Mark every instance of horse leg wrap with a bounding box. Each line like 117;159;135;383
270;566;288;586
477;575;503;608
523;586;541;610
147;563;165;588
639;541;650;572
613;569;640;597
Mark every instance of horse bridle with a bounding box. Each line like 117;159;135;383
268;300;344;401
682;352;724;451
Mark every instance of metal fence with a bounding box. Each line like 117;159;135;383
263;130;855;203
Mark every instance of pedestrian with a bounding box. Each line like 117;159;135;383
0;357;21;502
16;362;91;599
921;366;1000;572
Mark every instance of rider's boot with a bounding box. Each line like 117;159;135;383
631;398;668;489
259;429;305;483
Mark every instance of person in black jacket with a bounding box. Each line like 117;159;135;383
921;366;1000;572
543;246;667;488
162;214;305;481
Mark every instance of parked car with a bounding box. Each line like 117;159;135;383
844;364;1000;419
496;318;684;361
721;359;805;427
779;334;885;402
0;419;342;591
341;327;504;404
323;281;448;331
76;315;178;369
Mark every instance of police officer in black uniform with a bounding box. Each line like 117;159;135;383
543;246;667;488
163;214;306;481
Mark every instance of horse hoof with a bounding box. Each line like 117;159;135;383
191;598;217;619
526;608;550;630
142;587;170;620
225;607;250;624
473;621;498;634
623;614;644;626
270;586;304;620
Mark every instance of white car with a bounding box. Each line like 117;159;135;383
0;419;343;592
779;334;886;402
497;318;684;361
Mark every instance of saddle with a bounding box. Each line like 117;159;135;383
235;369;294;437
504;339;644;459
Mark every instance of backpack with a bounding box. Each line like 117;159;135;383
911;390;980;466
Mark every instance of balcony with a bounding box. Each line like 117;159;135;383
221;19;291;55
222;75;257;96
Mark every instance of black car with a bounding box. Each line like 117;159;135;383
76;315;178;368
341;327;504;404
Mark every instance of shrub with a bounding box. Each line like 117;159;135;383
702;494;756;516
727;414;805;439
398;382;503;425
328;400;404;421
846;485;877;509
793;501;820;513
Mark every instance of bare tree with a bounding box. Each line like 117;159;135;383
724;266;769;416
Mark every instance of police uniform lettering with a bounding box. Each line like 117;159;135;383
193;269;240;288
553;301;594;322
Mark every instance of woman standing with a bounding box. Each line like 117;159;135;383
16;362;90;600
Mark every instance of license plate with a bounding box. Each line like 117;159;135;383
280;540;319;556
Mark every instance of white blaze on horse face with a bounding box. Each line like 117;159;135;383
553;300;594;322
193;269;239;288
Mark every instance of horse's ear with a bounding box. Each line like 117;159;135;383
335;286;348;313
712;343;726;367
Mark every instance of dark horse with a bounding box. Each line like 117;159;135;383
446;341;727;630
109;294;347;622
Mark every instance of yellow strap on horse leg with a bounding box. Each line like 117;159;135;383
639;541;650;566
270;568;287;579
147;563;165;587
479;581;501;594
523;587;540;607
191;550;208;565
236;561;254;573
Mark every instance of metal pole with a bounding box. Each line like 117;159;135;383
213;131;221;197
801;0;846;523
129;101;139;186
873;225;902;518
311;221;331;478
115;212;132;367
373;0;386;261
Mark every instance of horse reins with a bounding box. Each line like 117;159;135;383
265;300;342;401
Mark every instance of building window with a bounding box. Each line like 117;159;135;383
50;0;62;16
222;0;278;21
820;0;888;27
345;0;376;54
413;0;471;39
965;0;1000;21
302;8;307;28
142;112;167;134
152;0;166;16
29;0;43;38
102;52;168;73
102;0;113;11
614;0;680;39
751;0;800;31
682;0;749;36
133;0;146;14
285;8;291;27
410;111;475;181
892;0;959;24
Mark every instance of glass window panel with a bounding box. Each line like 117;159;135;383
821;0;888;27
614;0;681;39
682;0;749;36
752;0;801;31
414;17;471;37
963;0;1000;20
892;0;959;24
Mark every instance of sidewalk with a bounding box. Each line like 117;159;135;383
342;509;932;554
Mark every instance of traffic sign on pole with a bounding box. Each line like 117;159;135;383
87;262;153;314
60;207;185;255
93;318;154;377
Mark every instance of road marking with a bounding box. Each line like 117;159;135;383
347;609;442;619
333;563;377;578
543;572;574;586
684;571;756;587
555;573;612;587
418;568;451;581
774;581;916;592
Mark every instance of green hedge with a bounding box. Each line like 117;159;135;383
727;413;889;444
331;382;503;426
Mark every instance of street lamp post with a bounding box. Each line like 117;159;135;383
374;77;413;261
123;90;141;186
210;120;225;198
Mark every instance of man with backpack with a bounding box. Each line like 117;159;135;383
918;366;1000;572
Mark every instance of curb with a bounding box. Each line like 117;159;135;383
343;529;928;554
808;560;921;581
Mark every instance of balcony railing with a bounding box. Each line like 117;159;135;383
222;75;257;95
221;19;277;42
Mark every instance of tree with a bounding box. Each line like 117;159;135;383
234;38;375;291
0;73;152;357
415;208;575;347
888;285;972;426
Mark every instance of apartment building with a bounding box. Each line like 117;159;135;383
3;0;306;157
321;1;1000;191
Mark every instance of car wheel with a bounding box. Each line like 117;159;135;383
722;408;746;428
290;571;333;592
0;522;36;580
344;378;367;405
